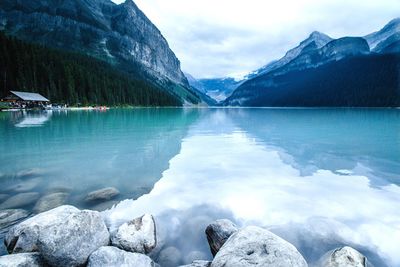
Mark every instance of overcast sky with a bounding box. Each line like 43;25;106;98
112;0;400;79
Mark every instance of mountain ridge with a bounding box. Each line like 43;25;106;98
224;18;400;107
0;0;188;87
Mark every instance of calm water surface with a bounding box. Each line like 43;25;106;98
0;108;399;266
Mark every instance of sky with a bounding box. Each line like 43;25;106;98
112;0;400;79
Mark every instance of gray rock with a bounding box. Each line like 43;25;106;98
158;246;182;267
211;226;308;267
88;246;158;267
91;200;119;212
317;246;368;267
0;1;189;87
0;192;40;210
85;187;120;202
16;169;43;179
37;209;110;267
180;260;211;267
0;252;46;267
33;192;69;213
0;194;9;202
205;219;238;256
8;178;41;193
5;205;80;253
45;185;73;194
184;251;208;264
111;214;156;254
0;209;29;229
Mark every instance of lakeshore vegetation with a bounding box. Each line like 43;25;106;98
0;32;182;106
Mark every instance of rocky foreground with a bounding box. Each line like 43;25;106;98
0;205;369;267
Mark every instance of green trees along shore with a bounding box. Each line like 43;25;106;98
0;32;182;106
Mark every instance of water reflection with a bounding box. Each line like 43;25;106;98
12;110;52;128
0;109;201;255
106;109;400;267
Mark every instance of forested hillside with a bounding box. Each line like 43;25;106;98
225;54;400;107
0;32;182;106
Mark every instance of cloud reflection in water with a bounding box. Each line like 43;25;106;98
105;110;400;267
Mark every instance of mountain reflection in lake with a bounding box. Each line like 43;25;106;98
105;108;400;267
0;108;399;266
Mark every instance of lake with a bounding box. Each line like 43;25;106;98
0;108;399;266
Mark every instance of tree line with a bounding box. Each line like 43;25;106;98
0;32;182;106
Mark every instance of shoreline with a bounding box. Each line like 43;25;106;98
0;205;370;267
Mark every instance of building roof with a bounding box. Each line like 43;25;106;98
10;91;50;102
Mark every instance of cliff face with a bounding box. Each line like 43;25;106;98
0;0;188;86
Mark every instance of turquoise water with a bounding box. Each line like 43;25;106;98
0;108;399;266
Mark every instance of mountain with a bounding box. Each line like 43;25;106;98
185;74;244;102
184;73;206;93
0;0;203;105
224;19;400;107
0;32;181;106
186;32;332;103
225;54;400;107
365;18;400;51
247;31;332;79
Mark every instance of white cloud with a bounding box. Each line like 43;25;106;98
112;0;400;78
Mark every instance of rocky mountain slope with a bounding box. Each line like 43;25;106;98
365;18;400;51
247;31;332;79
224;18;400;107
0;0;207;105
185;75;244;102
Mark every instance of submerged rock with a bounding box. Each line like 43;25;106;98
317;246;367;267
180;260;212;267
211;226;308;267
0;194;9;202
0;192;40;210
88;246;158;267
0;252;46;267
16;169;43;179
85;187;120;202
206;219;238;256
158;246;182;267
111;214;156;254
37;209;110;267
0;209;29;229
8;178;41;193
5;205;79;253
33;192;69;213
45;184;73;194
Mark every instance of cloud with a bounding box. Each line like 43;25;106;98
112;0;400;78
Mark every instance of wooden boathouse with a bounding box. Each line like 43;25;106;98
2;91;50;108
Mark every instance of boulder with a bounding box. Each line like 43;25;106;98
85;187;120;202
111;214;156;254
205;219;238;256
317;246;367;267
5;205;79;254
33;192;69;213
179;260;211;267
0;192;40;210
211;226;308;267
0;252;46;267
158;246;182;267
0;209;29;229
88;246;158;267
37;209;110;267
